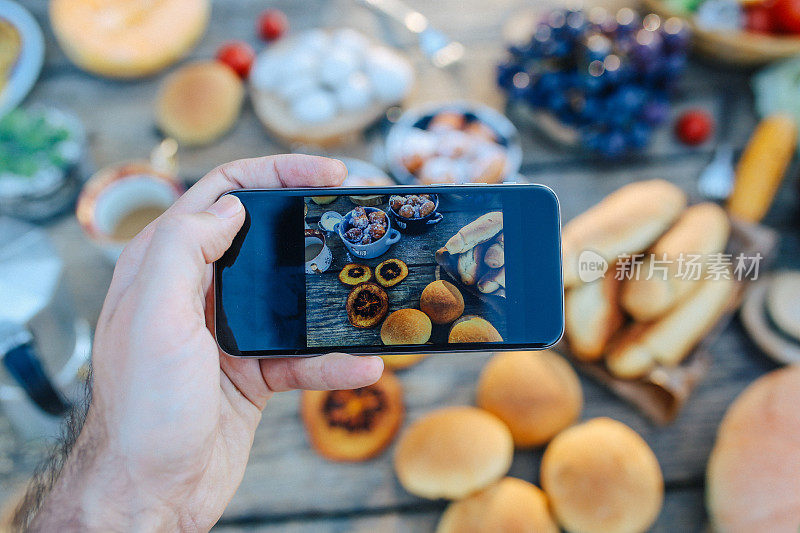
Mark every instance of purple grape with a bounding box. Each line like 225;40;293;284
599;130;628;158
627;122;652;149
661;17;690;53
641;98;670;125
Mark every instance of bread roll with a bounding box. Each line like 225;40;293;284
565;275;624;361
156;61;244;146
449;316;503;343
50;0;209;78
484;233;504;268
445;212;503;254
380;309;432;345
477;350;582;448
541;418;663;533
457;243;486;286
436;477;559;533
621;202;730;322
707;365;800;532
562;180;687;288
420;280;464;324
477;267;505;294
607;276;735;379
394;406;514;499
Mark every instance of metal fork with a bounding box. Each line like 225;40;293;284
698;143;735;201
358;0;464;68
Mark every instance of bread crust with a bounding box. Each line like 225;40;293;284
562;180;687;288
484;233;504;268
565;275;624;361
621;202;730;322
445;212;503;254
477;266;505;294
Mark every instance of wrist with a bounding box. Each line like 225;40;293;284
30;409;179;532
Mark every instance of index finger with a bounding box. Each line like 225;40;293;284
172;154;347;214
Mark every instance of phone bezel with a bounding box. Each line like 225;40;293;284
214;183;564;358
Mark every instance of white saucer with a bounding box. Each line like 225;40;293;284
0;0;45;117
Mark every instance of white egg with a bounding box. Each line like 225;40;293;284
364;47;413;102
332;28;370;55
319;48;359;88
335;72;373;111
277;75;319;101
250;53;283;90
296;29;331;55
292;90;338;123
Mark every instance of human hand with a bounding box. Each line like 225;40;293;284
29;156;384;531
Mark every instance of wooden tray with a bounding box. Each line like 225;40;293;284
559;218;778;425
644;0;800;66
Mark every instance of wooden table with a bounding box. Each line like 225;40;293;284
305;196;506;347
1;1;799;532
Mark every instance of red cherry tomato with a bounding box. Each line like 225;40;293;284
675;110;714;146
258;9;288;41
216;41;255;79
745;5;775;34
772;0;800;33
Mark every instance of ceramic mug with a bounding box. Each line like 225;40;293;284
336;207;401;259
305;229;333;274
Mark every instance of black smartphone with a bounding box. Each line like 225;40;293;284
214;184;563;357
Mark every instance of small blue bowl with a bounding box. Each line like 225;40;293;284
333;207;401;259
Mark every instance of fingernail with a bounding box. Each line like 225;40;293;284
208;195;242;219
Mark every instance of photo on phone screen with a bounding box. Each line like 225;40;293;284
214;185;563;357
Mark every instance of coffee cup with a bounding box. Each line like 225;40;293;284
305;229;333;274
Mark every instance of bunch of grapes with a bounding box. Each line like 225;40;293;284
497;8;690;158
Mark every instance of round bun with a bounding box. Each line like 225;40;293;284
436;477;559;533
394;406;513;499
449;316;503;343
381;309;432;345
420;280;465;324
50;0;209;78
707;365;800;532
156;61;244;146
382;353;428;370
541;417;663;533
477;350;583;448
766;271;800;343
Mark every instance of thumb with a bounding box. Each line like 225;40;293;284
137;194;245;292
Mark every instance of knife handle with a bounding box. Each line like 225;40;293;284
3;343;70;416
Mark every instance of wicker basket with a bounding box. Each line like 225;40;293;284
644;0;800;66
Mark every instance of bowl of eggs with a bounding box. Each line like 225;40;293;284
249;28;414;147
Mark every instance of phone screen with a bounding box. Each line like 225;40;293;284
214;185;563;357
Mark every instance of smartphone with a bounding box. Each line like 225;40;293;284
214;184;563;357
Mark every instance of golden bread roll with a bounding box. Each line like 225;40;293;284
477;350;582;448
156;61;244;146
381;353;428;370
477;266;505;294
541;418;663;533
436;477;559;533
393;406;514;499
484;233;504;268
449;316;503;343
380;309;432;345
420;280;464;324
50;0;209;78
562;180;687;288
621;202;730;322
445;212;503;254
707;365;800;532
457;243;486;286
565;275;624;361
766;271;800;343
607;276;734;379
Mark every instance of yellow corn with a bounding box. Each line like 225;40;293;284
727;114;797;223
